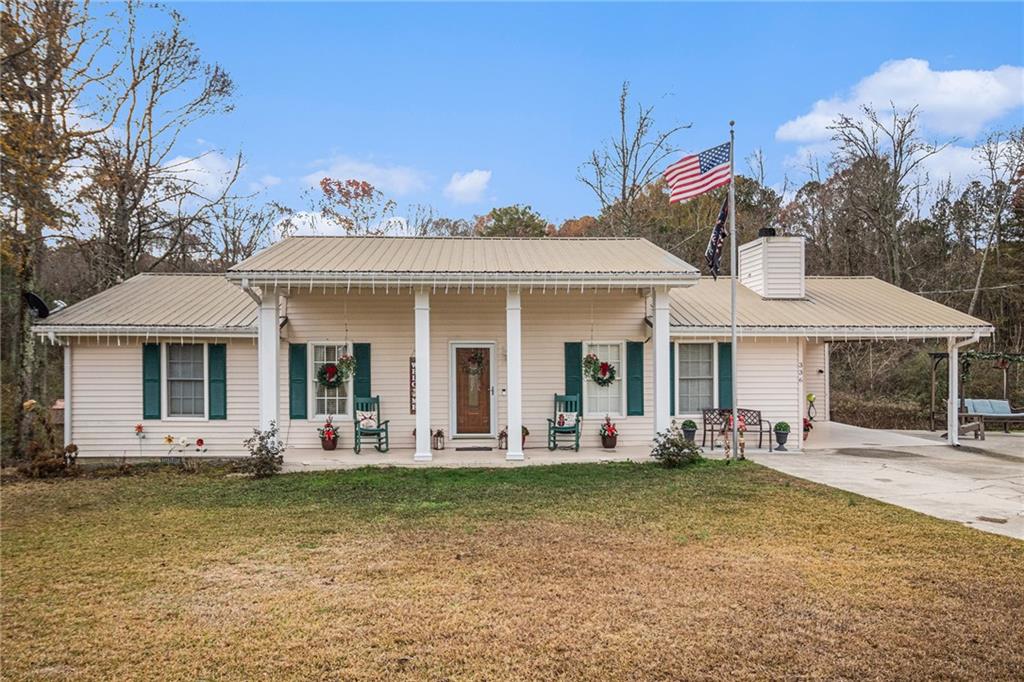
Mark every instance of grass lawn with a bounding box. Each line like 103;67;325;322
2;460;1022;681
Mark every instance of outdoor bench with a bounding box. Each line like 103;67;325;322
961;399;1024;436
701;408;773;452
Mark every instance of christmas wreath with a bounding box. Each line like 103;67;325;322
317;353;357;388
463;349;486;375
583;352;617;387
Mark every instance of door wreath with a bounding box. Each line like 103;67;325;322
463;349;486;375
317;353;357;388
583;352;617;387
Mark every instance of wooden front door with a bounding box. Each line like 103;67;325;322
455;346;491;435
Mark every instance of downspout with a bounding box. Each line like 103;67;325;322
240;277;262;306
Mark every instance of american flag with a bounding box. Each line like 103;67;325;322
704;197;729;280
664;142;732;203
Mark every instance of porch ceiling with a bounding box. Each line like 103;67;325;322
228;236;700;287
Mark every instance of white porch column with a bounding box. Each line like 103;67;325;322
414;291;432;461
63;343;72;446
947;336;959;447
258;291;280;431
505;289;524;461
653;287;671;434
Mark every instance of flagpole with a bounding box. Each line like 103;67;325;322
729;121;739;461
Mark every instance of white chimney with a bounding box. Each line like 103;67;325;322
738;235;806;299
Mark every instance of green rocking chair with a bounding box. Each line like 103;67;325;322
547;393;581;451
353;396;390;454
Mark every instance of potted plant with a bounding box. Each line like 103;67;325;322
599;416;618;449
318;416;339;450
774;421;791;451
802;417;813;441
680;419;698;442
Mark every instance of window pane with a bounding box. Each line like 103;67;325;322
313;343;350;416
166;344;205;417
678;344;713;413
584;343;623;415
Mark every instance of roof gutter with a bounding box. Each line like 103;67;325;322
226;270;701;291
240;277;262;305
670;324;995;339
33;324;257;340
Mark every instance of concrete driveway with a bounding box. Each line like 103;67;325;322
748;431;1024;540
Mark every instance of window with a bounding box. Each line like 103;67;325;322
312;343;351;417
584;342;624;416
678;343;714;414
167;344;205;417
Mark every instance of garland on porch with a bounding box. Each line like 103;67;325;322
583;352;617;387
317;353;357;388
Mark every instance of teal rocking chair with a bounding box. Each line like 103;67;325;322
547;393;581;451
353;396;390;454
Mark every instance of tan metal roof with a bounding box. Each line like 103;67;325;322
669;276;993;337
33;273;257;336
229;236;699;286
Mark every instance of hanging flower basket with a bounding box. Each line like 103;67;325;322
317;353;356;388
583;353;617;387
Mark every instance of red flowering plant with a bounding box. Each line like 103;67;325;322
599;416;617;437
318;415;338;441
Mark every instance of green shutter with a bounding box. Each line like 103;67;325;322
208;344;227;420
142;343;161;419
669;342;676;416
626;341;644;416
288;343;307;420
353;343;371;398
564;342;583;415
718;342;733;409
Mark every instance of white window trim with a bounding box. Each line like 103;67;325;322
161;342;209;421
674;340;719;419
308;341;354;420
582;340;627;419
448;341;498;438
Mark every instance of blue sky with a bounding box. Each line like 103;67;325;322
159;2;1024;225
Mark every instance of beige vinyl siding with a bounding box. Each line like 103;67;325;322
736;338;801;436
69;339;258;457
278;290;655;455
804;341;829;420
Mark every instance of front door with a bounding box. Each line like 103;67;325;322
454;346;492;435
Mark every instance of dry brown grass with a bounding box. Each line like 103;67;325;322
2;461;1022;680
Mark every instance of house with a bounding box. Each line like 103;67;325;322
33;235;992;462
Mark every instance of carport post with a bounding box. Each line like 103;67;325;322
946;336;959;447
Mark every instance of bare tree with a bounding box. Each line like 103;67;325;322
967;128;1024;315
578;81;690;234
828;104;953;286
72;2;239;288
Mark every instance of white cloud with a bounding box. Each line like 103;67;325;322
165;150;239;199
248;174;281;192
443;169;492;204
920;144;986;187
777;59;1024;142
302;156;428;196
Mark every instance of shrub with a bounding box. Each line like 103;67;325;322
241;422;284;478
775;421;791;433
680;419;697;430
650;423;703;468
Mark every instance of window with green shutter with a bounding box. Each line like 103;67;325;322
626;341;644;416
353;343;371;398
564;342;582;415
142;343;161;419
208;344;227;420
718;342;733;409
288;343;307;420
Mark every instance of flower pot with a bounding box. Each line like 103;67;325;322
775;431;789;452
682;428;696;442
321;436;338;451
601;434;618;449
